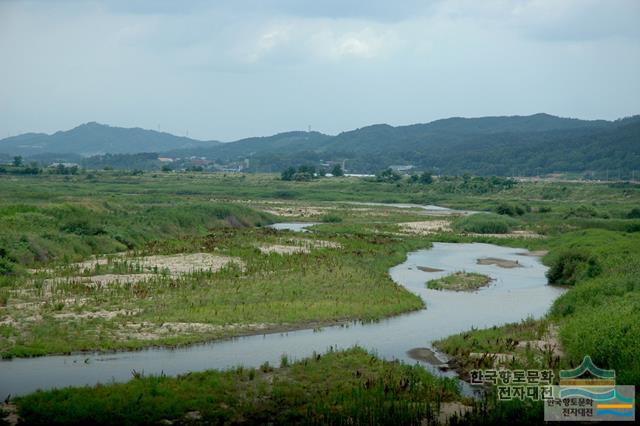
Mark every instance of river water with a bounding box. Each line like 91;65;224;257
341;202;476;216
267;222;318;232
0;240;563;398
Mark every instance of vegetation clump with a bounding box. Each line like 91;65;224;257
320;213;343;223
627;207;640;219
375;168;402;183
546;249;601;286
453;213;519;234
427;271;492;291
281;165;318;181
330;164;344;177
14;347;462;426
495;202;528;216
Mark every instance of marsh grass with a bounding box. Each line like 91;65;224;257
453;213;519;234
14;347;462;426
0;226;426;358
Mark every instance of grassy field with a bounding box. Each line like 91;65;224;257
1;171;640;424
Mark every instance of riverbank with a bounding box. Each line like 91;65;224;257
7;346;532;426
0;240;558;400
434;229;640;388
0;224;429;359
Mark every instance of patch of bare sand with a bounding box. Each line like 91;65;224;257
10;297;89;310
69;252;130;271
259;245;310;255
131;253;243;275
477;257;522;268
53;308;141;320
518;250;549;257
290;238;341;249
258;238;341;255
44;274;155;289
38;253;242;297
116;321;272;340
516;324;563;357
400;220;451;235
262;206;329;217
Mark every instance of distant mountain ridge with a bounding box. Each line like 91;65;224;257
165;113;640;175
1;114;639;175
0;122;220;156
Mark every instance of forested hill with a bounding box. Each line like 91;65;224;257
0;122;219;156
317;114;640;175
2;114;639;175
168;113;640;175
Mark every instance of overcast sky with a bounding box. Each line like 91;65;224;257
1;0;639;141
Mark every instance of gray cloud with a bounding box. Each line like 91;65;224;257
1;0;638;141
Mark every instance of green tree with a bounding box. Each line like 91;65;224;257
281;167;296;181
331;164;344;177
419;172;433;184
293;172;313;181
376;168;401;182
297;165;316;175
12;156;23;167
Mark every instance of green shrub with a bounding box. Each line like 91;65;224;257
320;213;343;223
546;249;601;286
376;168;401;182
627;208;640;219
626;222;640;233
496;203;516;216
0;258;15;276
563;205;599;219
453;213;518;234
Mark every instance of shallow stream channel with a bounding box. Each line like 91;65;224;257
0;225;564;398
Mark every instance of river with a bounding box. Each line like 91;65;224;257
0;238;563;398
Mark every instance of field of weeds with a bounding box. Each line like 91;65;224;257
0;223;433;357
